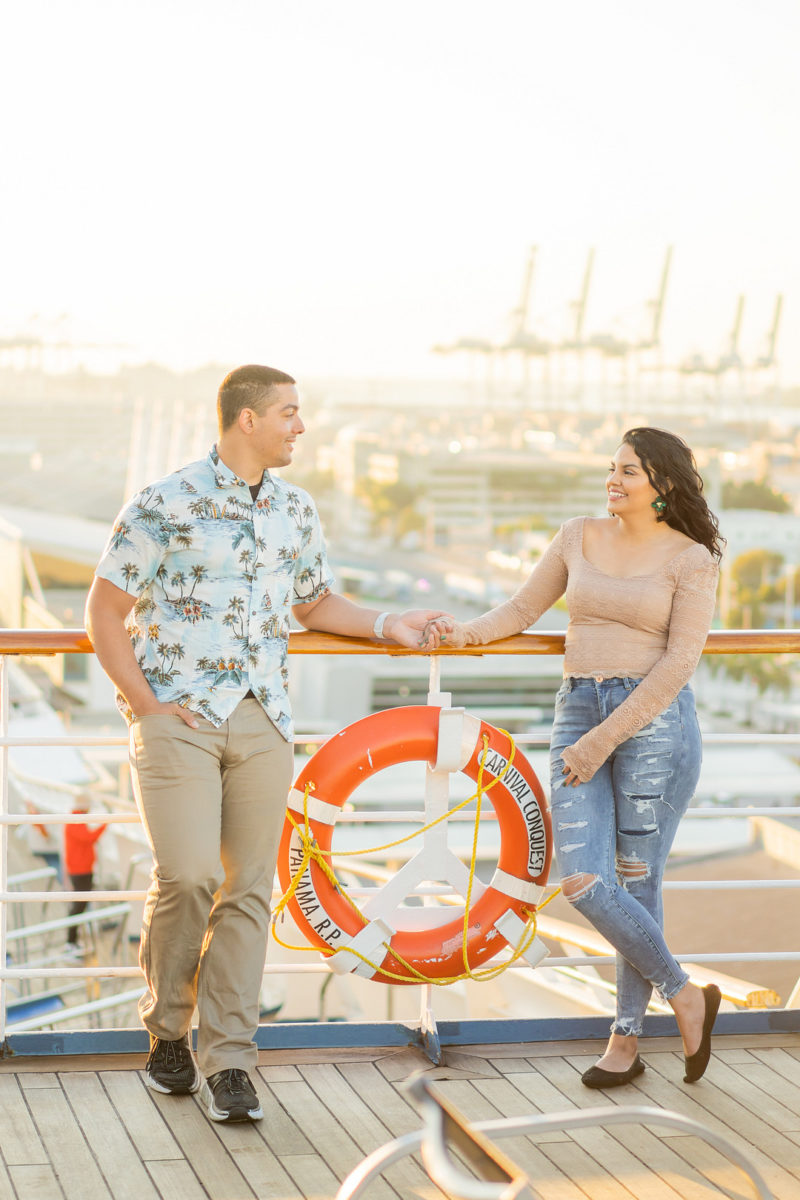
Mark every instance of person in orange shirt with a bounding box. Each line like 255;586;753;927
64;797;107;947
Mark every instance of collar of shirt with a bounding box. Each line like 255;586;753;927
208;444;273;500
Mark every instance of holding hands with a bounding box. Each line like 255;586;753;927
382;609;458;650
419;615;464;650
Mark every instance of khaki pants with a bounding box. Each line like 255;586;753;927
129;699;293;1075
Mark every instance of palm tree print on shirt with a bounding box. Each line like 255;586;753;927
110;521;133;551
286;491;315;545
121;562;140;590
148;563;212;623
196;654;246;689
142;641;186;687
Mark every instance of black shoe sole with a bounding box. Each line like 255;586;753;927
582;1055;646;1089
145;1066;202;1095
201;1081;263;1122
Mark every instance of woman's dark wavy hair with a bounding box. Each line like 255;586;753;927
622;427;725;561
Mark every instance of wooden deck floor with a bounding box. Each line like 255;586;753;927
2;1032;799;1199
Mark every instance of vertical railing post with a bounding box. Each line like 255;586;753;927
0;657;9;1050
428;654;442;699
415;654;451;1064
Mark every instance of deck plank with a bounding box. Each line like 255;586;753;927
751;1044;800;1075
479;1055;534;1072
0;1161;18;1200
335;1062;451;1199
6;1164;63;1200
299;1061;443;1198
146;1090;255;1200
201;1134;299;1200
431;1076;589;1197
16;1073;60;1090
375;1048;436;1081
337;1061;422;1134
59;1072;161;1200
726;1058;800;1122
145;1159;208;1199
534;1139;640;1200
662;1136;770;1200
267;1077;398;1198
519;1058;719;1200
276;1153;348;1200
519;1065;693;1200
200;1075;309;1200
483;1145;591;1200
492;1060;582;1142
532;1056;724;1185
256;1062;302;1083
713;1046;757;1063
0;1075;49;1166
21;1086;112;1200
253;1070;316;1155
438;1049;501;1077
397;1072;590;1200
631;1052;800;1200
471;1072;573;1143
708;1057;800;1132
100;1071;183;1161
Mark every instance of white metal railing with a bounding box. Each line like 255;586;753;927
2;630;800;1044
337;1075;775;1200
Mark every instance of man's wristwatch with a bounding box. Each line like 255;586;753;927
373;611;391;640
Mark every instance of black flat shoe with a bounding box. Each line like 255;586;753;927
581;1055;645;1089
683;983;721;1084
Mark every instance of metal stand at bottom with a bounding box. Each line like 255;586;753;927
408;983;442;1065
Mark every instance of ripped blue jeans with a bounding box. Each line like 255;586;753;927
549;677;702;1037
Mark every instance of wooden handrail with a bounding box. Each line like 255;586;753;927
0;628;798;657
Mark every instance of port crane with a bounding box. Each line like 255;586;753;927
641;245;673;350
499;245;551;359
680;294;745;376
0;314;129;369
754;294;783;370
561;248;595;351
586;246;673;358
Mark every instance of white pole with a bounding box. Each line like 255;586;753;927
428;655;441;698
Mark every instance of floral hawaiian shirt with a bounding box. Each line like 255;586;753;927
95;446;335;739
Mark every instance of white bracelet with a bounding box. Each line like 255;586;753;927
373;611;391;640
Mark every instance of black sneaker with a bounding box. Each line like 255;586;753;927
145;1034;201;1095
202;1069;263;1122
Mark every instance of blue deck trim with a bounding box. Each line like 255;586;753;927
3;1009;799;1059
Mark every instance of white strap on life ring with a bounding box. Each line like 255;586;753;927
490;868;544;907
433;708;481;773
286;788;340;826
327;917;395;978
492;910;550;968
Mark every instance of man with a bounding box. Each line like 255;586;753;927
85;364;444;1122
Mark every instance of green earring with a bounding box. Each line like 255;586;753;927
651;497;667;514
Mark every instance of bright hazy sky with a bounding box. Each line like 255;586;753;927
3;1;799;382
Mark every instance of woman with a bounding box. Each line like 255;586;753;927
423;427;724;1087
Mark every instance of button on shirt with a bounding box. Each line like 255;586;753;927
95;446;335;739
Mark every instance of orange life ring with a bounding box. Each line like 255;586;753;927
276;706;552;984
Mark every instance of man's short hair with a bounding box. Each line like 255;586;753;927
217;365;296;432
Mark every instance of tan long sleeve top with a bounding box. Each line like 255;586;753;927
459;516;719;782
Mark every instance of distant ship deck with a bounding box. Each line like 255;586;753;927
3;1030;800;1199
